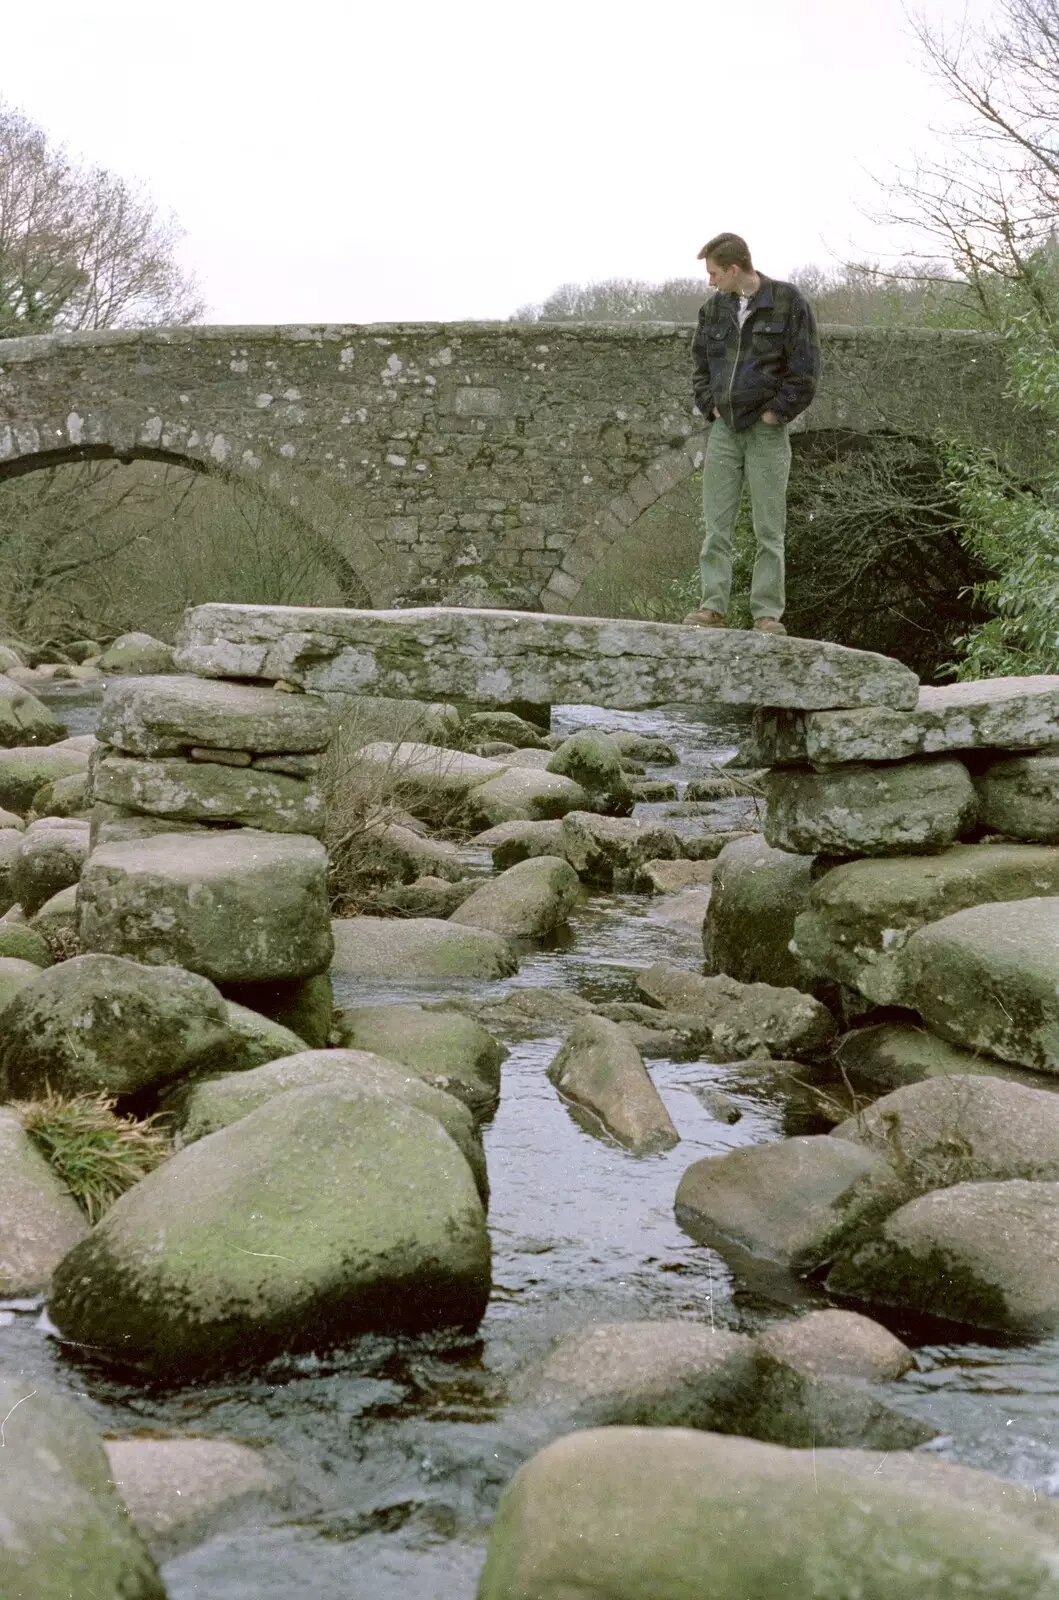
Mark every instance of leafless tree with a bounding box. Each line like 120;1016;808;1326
0;101;205;337
512;276;708;322
884;2;1059;323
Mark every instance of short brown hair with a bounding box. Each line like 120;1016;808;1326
697;232;753;270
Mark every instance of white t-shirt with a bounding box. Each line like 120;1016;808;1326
737;295;753;328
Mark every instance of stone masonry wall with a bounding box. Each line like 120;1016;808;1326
0;322;1028;614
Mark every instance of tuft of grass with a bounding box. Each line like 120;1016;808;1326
321;701;471;915
13;1089;172;1221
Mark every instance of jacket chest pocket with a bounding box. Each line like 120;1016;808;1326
751;320;785;349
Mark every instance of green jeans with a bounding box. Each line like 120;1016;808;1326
699;416;792;621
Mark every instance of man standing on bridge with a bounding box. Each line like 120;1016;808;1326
685;232;819;635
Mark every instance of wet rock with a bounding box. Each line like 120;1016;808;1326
831;1074;1059;1197
434;987;596;1042
833;1021;1059;1096
449;855;580;940
175;603;921;711
646;885;714;932
475;1426;1059;1600
10;817;89;917
330;915;517;981
685;770;764;801
675;1136;897;1271
174;1047;488;1205
104;1436;283;1562
90;751;324;834
473;818;566;869
546;730;634;814
547;1015;679;1154
0;953;230;1099
97;631;174;674
333;1003;504;1120
0;744;91;815
704;835;814;988
791;842;1059;1008
975;753;1059;841
97;672;333;756
754;1308;914;1383
745;1361;933;1450
633;858;715;894
608;731;678;765
636;962;835;1060
0;1374;165;1598
467;765;589;826
765;759;978;859
461;710;545;748
49;1085;492;1375
363;875;477;918
629;778;680;802
0;1108;91;1293
591;1005;704;1060
827;1180;1059;1335
79;831;333;983
0;672;66;748
221;973;334;1048
560;811;681;885
906;895;1059;1074
512;1320;759;1428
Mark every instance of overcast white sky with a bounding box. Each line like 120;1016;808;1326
3;0;995;324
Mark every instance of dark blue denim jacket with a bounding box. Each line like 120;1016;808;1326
691;276;820;432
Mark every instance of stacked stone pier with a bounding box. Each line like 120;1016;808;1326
78;674;335;996
709;673;1059;1078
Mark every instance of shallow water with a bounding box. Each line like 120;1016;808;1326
10;689;1059;1596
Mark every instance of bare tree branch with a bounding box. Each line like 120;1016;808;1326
0;100;205;337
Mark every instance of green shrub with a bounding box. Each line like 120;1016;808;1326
13;1089;171;1221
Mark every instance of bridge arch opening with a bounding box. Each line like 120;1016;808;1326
0;445;374;649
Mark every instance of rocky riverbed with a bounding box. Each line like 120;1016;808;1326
0;683;1054;1598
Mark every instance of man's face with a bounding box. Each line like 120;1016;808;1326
705;258;742;293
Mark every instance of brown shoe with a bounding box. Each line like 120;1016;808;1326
753;617;787;635
683;610;726;628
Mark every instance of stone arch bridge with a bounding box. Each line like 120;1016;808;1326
0;322;1024;613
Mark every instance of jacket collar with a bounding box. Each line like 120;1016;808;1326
717;274;775;322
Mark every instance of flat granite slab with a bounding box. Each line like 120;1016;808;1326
748;675;1059;768
173;605;919;713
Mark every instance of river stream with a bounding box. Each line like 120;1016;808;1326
5;690;1059;1597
